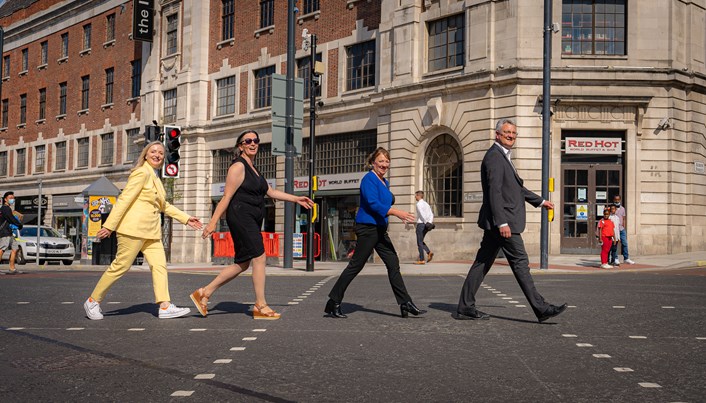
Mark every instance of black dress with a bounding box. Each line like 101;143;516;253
226;156;269;263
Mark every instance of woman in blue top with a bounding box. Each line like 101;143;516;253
325;147;427;318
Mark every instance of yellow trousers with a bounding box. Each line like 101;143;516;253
90;233;171;303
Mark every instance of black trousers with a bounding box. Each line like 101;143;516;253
457;229;550;317
328;224;411;305
415;223;430;261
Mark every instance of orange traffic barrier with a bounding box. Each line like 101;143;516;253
262;232;280;257
212;232;234;258
211;231;320;259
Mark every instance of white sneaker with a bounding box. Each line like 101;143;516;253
624;259;636;265
84;298;103;320
158;304;191;319
613;259;620;266
600;263;613;269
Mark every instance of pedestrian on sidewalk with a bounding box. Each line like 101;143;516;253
612;195;635;265
414;190;434;264
0;191;24;275
597;207;618;269
192;130;313;320
83;141;203;320
324;147;427;319
608;204;621;266
455;118;567;323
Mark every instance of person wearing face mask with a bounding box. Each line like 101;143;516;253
0;191;24;275
324;147;427;319
611;195;635;265
192;130;314;320
83;141;204;320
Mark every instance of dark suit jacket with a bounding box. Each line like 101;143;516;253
477;143;544;233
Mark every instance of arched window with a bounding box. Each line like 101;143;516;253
424;134;463;217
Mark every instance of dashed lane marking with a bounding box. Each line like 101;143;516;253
501;297;512;300
613;306;626;309
593;354;611;358
230;347;246;351
242;337;257;341
508;301;519;304
7;327;25;330
253;329;266;332
194;374;215;380
17;302;30;304
697;337;706;340
66;328;84;331
293;298;304;302
515;304;526;307
128;328;145;331
288;302;299;305
171;391;194;397
214;359;232;364
562;334;578;337
661;306;675;309
614;368;634;372
576;343;593;347
638;383;661;388
107;301;121;304
61;302;74;304
189;328;207;332
629;336;647;339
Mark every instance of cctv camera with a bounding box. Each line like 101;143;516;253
658;118;671;129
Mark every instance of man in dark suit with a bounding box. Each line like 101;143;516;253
456;118;567;323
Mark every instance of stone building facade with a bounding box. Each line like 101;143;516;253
1;0;704;263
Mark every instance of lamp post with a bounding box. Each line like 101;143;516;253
303;31;318;272
540;0;553;269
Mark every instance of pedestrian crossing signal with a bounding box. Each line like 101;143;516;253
163;125;181;178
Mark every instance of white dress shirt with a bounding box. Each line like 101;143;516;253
416;199;434;224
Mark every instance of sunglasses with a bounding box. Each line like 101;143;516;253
240;138;260;145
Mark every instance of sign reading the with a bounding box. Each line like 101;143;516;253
132;0;155;42
565;137;622;155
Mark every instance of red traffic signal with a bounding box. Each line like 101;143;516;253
163;125;181;178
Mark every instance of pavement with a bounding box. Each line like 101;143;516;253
5;250;706;276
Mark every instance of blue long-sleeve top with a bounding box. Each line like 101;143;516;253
356;170;394;226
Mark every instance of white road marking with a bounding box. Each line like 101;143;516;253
568;305;577;308
515;304;526;307
661;306;675;309
230;347;246;351
17;302;30;304
107;302;121;304
562;334;578;338
613;368;634;372
638;383;661;388
629;336;647;339
593;354;611;358
194;374;215;380
497;294;507;296
242;337;257;341
613;306;625;309
61;302;74;304
253;329;266;332
288;302;299;305
171;391;194;397
501;297;512;300
214;359;232;364
189;328;207;332
576;343;593;347
128;328;145;331
509;301;519;304
293;298;304;301
7;327;25;330
66;328;84;331
696;337;706;340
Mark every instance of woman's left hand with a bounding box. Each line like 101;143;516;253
296;196;315;210
187;217;203;230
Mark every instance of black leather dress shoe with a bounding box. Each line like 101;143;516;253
400;301;427;318
537;303;568;323
454;309;490;320
324;299;347;318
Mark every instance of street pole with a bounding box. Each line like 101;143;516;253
283;0;296;268
37;179;42;265
540;0;553;269
0;27;4;104
305;34;317;272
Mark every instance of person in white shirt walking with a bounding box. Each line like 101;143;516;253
414;191;434;264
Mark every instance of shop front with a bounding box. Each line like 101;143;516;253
52;194;85;261
560;131;625;254
14;195;48;225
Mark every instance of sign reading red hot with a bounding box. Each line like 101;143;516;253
565;137;622;155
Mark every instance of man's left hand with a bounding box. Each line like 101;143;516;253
542;200;555;210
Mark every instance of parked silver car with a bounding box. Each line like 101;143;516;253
1;225;77;265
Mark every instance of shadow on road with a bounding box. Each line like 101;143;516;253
103;303;155;318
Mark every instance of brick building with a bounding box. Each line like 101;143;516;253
1;0;705;264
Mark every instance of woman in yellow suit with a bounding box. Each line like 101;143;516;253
83;141;203;320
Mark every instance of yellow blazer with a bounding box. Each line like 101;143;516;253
103;163;190;240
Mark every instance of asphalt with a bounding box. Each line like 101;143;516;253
6;250;706;276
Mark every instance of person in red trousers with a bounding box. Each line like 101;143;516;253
597;208;618;269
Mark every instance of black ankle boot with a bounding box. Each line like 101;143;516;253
324;299;347;318
400;301;427;318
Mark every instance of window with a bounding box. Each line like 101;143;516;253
106;13;116;42
61;33;69;58
101;132;114;165
40;41;48;65
83;24;92;50
297;54;323;99
131;59;142;98
2;56;9;77
0;152;6;177
561;0;626;56
213;143;276;183
254;66;275;109
55;141;67;171
81;76;90;110
20;94;27;125
303;0;320;14
39;88;46;120
166;14;179;55
260;0;274;28
428;14;465;72
35;145;45;173
126;128;141;162
16;148;26;175
424;134;463;217
163;88;177;123
105;68;114;104
295;131;376;176
346;40;376;91
1;99;7;128
77;138;89;168
216;76;236;115
21;48;28;72
222;0;235;40
59;82;67;115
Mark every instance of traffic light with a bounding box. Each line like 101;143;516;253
163;125;181;178
144;124;161;142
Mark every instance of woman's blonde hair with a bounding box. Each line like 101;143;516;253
365;147;390;170
132;141;165;172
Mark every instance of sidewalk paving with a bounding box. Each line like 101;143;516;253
6;251;706;276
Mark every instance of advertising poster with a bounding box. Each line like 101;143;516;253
87;196;116;237
576;204;588;220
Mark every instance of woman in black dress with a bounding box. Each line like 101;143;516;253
191;130;313;319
